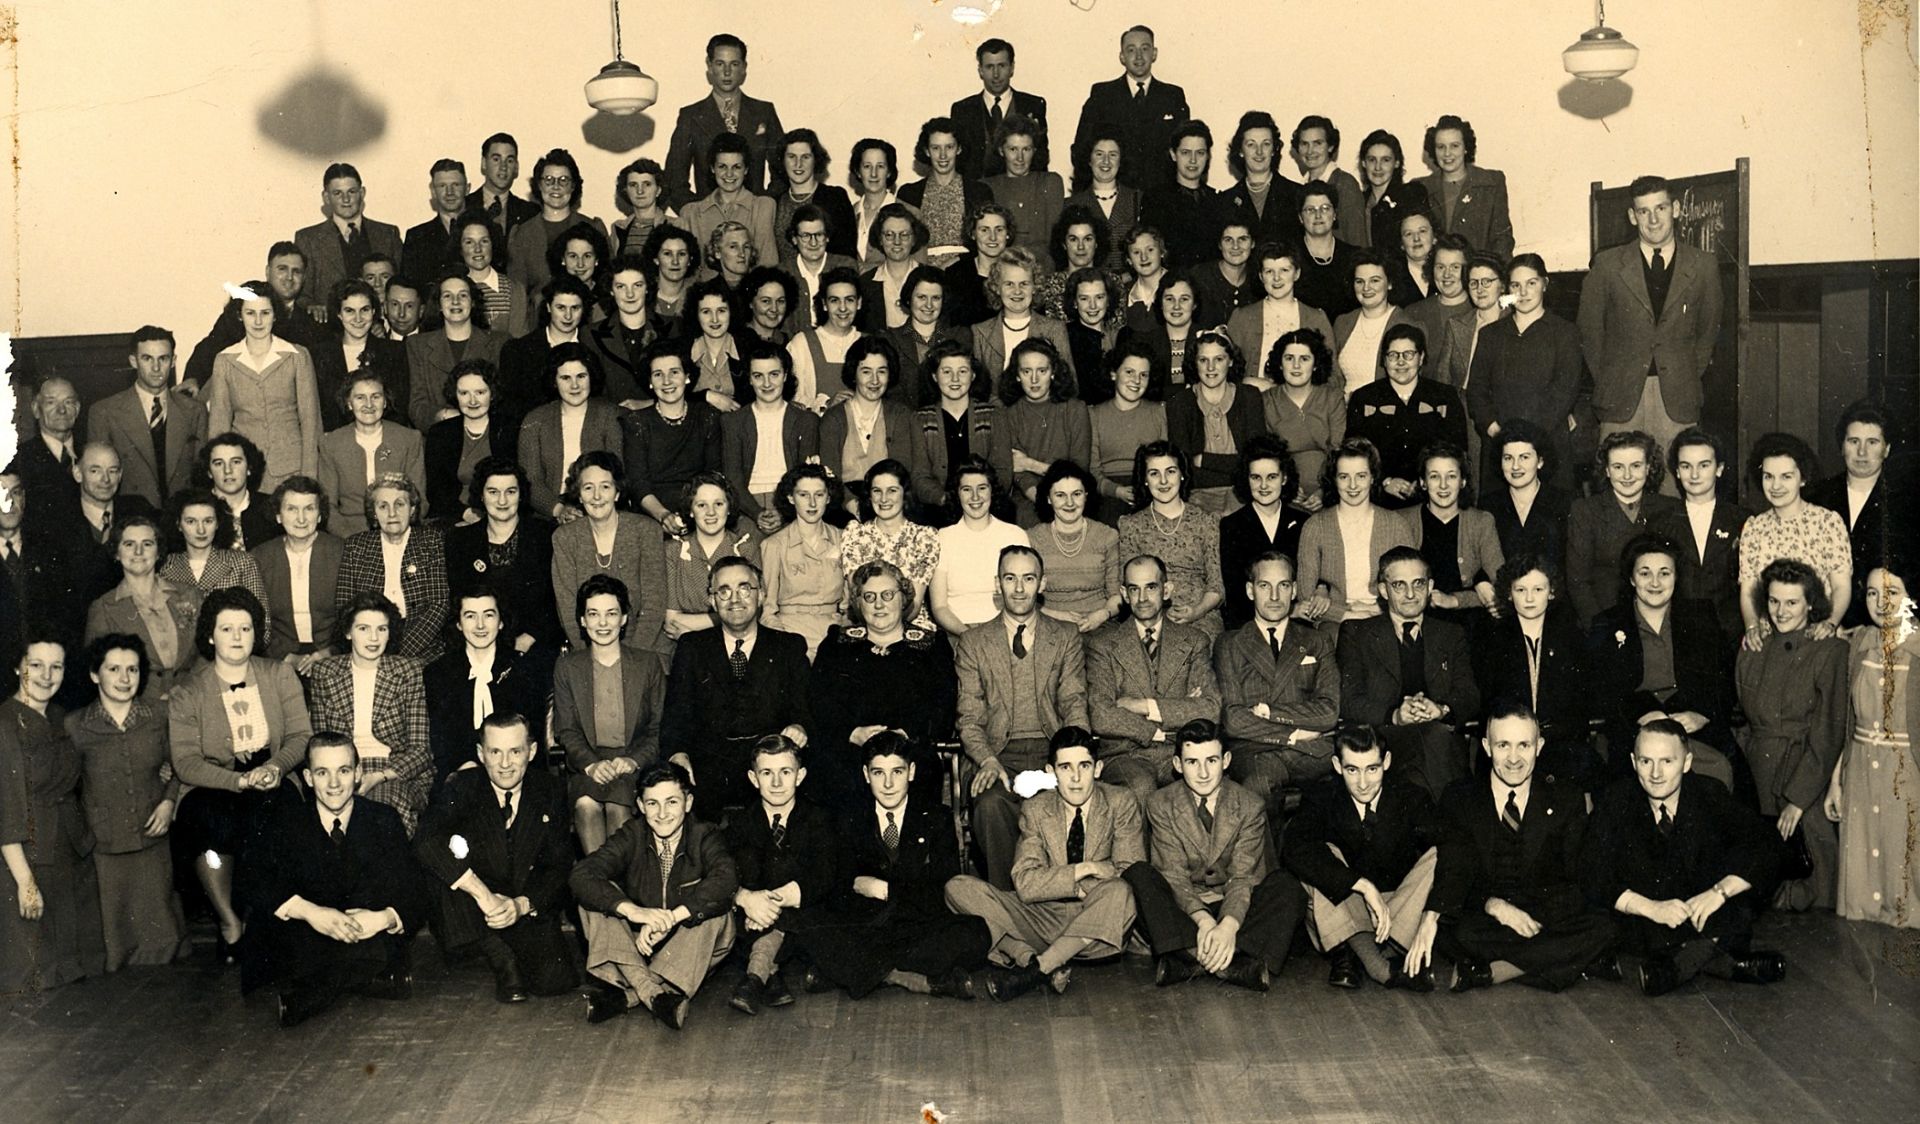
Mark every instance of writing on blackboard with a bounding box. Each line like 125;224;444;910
1674;188;1727;254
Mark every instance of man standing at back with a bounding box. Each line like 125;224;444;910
949;38;1048;184
663;34;785;209
1070;25;1189;195
294;163;403;321
466;133;539;237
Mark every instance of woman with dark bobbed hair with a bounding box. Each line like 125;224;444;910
424;357;518;522
759;464;847;660
1088;340;1168;518
1356;129;1430;254
1738;431;1852;645
306;591;432;835
443;454;561;653
517;342;623;520
1414;114;1513;259
312;279;411;432
1166;328;1267;515
1000;336;1090;526
409;273;506;432
1260;326;1344;513
1030;459;1122;631
160;487;270;620
1116;440;1225;638
772;128;858;260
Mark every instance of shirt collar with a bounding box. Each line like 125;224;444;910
318;797;355;833
1638;239;1676;265
490;778;523;806
1003;612;1036;648
875;800;907;832
1491;775;1530;810
332;215;361;239
1648;792;1677;821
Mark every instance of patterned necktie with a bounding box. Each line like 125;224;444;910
770;813;787;851
488;196;503;223
331;816;346;845
731;637;748;680
1196;795;1214;835
1503;790;1523;833
501;790;514;828
882;811;899;857
658;841;675;903
1012;623;1028;659
149;395;164;429
1142;626;1158;663
1066;806;1085;865
1656;803;1673;837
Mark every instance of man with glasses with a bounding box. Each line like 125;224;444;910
294;162;402;321
1344;325;1468;510
664;33;786;209
1217;551;1340;818
1337;547;1480;798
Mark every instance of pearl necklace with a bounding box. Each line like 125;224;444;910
1052;520;1089;558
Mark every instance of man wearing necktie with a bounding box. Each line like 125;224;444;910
414;712;578;1005
86;327;208;510
1070;24;1190;195
948;38;1050;183
1583;721;1784;996
62;442;159;608
1406;704;1619;993
946;726;1144;1000
1218;552;1341;817
723;734;838;1016
17;377;84;513
293;162;404;322
1089;554;1223;815
1124;719;1305;991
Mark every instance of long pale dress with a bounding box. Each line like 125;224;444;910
1836;627;1920;928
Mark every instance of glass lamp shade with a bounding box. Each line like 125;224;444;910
1562;25;1639;80
585;60;658;115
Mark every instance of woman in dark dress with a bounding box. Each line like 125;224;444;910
1475;556;1594;788
810;559;958;813
1483;419;1574;583
1;635;106;991
443;455;562;660
1218;433;1307;630
424;358;519;523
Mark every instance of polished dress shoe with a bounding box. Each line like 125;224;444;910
927;966;977;1000
762;971;796;1007
1636;955;1682;997
584;980;630;1024
493;963;529;1004
1450;959;1493;993
1387;962;1436;993
729;974;765;1016
980;963;1047;1002
276;986;334;1029
649;983;689;1030
1154;950;1204;987
1729;952;1787;985
358;968;413;1001
1583;953;1624;983
1327;947;1363;989
800;964;836;994
1220;953;1271;993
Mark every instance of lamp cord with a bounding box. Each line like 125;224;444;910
610;0;624;61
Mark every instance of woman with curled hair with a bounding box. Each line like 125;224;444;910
547;221;613;318
1065;133;1138;271
703;219;758;292
1088;340;1168;518
930;455;1029;634
457;212;529;338
68;633;191;970
973;246;1074;393
1472;556;1593;785
1293;437;1415;623
333;473;448;661
318;371;426;538
590;254;662;408
1260;327;1345;513
1737;557;1848;910
1828;560;1920;927
553;574;669;857
722;340;823;532
846;138;908;267
985;113;1064;260
424;358;518;522
661;471;764;653
159;488;270;625
1398;441;1503;617
907;341;1015;521
1030;459;1121;632
1035;205;1115;324
507;147;608;299
1414;114;1513;259
1483;419;1572;581
84;513;202;703
1119;224;1171;335
611;157;681;257
759;464;847;660
1062;265;1125;404
641;225;699;334
409;273;506;432
1566;429;1681;629
203;280;322;492
1738;432;1852;645
841;459;943;631
1227;243;1336;386
786;266;867;413
741;264;799;348
1000;336;1090;526
312;279;411;433
809;559;958;811
1356;129;1429;254
443;455;561;654
168;587;311;963
943;203;1015;328
1166;329;1267;515
885;265;969;403
195;431;279;550
1126;272;1199;394
860;203;930;332
819;336;915;488
1116;440;1225;637
518;343;623;521
549;450;670;661
1467;253;1581;487
773;128;857;260
1218;434;1307;630
306;592;432;835
681;276;752;411
898;115;992;269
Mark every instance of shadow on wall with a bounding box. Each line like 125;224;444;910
1557;78;1634;121
582;111;657;155
257;68;388;156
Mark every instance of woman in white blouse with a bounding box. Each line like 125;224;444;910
930;456;1030;634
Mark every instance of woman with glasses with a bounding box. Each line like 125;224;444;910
507;148;608;299
1344;325;1468;511
841;458;943;631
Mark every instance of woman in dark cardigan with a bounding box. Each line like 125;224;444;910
1474;555;1594;787
443;456;562;654
424;357;519;522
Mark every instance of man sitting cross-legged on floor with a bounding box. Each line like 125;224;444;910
723;733;841;1016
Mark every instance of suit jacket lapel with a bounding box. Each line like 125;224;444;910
1618;247;1655;317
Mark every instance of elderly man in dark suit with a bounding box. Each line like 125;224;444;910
723;734;840;1016
415;711;577;1003
662;33;784;209
1284;728;1440;990
15;376;83;512
1406;704;1618;993
1088;554;1222;813
945;727;1143;1000
238;734;427;1027
1217;551;1339;813
1584;721;1784;996
571;761;738;1029
1338;547;1480;799
293;163;403;321
949;38;1048;183
250;476;342;673
86;327;207;509
1124;719;1304;991
0;470;78;699
1069;24;1189;195
954;545;1090;891
56;443;159;610
1577;174;1723;463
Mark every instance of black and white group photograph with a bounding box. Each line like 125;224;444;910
1;1;1915;1120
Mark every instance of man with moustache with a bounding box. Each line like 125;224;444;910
415;711;578;1003
1217;551;1341;815
86;327;207;509
723;734;839;1016
251;475;342;672
945;726;1143;1000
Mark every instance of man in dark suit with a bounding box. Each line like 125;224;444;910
400;158;471;284
954;545;1089;891
466;133;539;238
238;734;426;1027
1218;551;1339;813
786;732;990;1000
415;711;577;1003
1584;721;1784;996
1807;402;1914;629
661;556;812;818
423;587;537;790
945;726;1143;1000
1284;727;1441;989
662;33;785;209
250;475;342;671
1652;427;1746;639
15;376;82;511
1088;554;1222;813
56;443;157;607
293;162;404;321
723;734;839;1015
1577;174;1723;463
86;327;206;509
1124;719;1304;991
1587;534;1738;792
949;38;1048;183
1338;547;1480;798
1069;24;1189;195
1406;704;1618;992
570;761;739;1028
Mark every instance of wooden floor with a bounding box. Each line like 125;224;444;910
3;912;1916;1123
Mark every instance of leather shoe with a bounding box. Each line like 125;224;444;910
493;963;529;1004
980;963;1046;1002
276;986;333;1028
1154;950;1204;987
927;966;977;1001
358;968;413;1002
729;974;764;1016
1449;959;1493;993
1326;947;1363;990
1636;955;1682;997
584;980;629;1024
1729;952;1786;985
762;971;796;1007
1221;953;1271;993
1387;962;1436;993
649;983;689;1030
1583;953;1624;983
800;964;836;994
